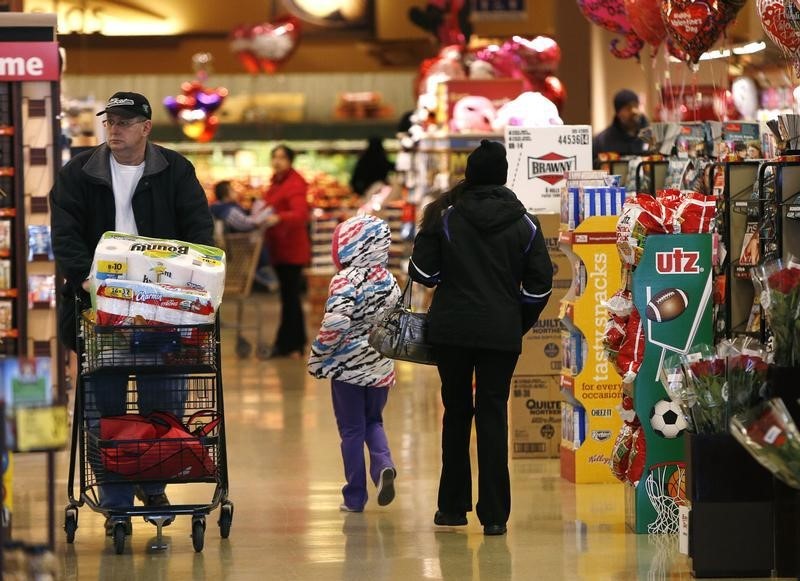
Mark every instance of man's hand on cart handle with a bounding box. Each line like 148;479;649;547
82;279;91;292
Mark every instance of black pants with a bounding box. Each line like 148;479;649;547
435;345;519;526
274;264;307;353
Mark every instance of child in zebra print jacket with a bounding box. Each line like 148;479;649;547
308;215;401;512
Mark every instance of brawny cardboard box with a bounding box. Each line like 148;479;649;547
510;375;561;458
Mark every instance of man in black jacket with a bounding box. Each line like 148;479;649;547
50;92;214;530
593;89;649;163
409;140;553;536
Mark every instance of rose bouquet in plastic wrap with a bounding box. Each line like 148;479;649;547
753;257;800;366
682;346;728;434
730;398;800;489
720;337;769;419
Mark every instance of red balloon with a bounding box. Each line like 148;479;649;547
532;76;567;113
197;115;220;143
249;16;301;74
624;0;666;48
661;0;729;64
510;35;561;81
576;0;645;59
229;26;260;74
758;0;800;75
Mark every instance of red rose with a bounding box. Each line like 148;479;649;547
768;268;800;295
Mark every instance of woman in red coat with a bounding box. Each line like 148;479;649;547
263;144;311;358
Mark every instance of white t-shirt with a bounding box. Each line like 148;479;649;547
109;155;144;235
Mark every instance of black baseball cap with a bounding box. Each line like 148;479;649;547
96;92;152;119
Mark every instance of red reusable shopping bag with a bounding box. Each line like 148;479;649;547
99;411;218;480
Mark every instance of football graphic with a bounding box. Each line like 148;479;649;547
645;288;688;322
649;399;688;439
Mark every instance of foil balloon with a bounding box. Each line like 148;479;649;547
759;0;800;75
532;76;567;112
623;0;667;48
473;44;533;90
229;25;260;74
509;35;561;80
661;0;729;64
576;0;645;59
731;76;759;119
164;75;228;142
250;16;302;74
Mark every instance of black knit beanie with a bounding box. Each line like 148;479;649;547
464;139;508;186
613;89;639;113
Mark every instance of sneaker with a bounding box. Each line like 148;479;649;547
135;490;174;526
434;511;468;526
339;503;364;513
376;467;396;507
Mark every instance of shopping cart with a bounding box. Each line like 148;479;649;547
216;229;270;359
64;304;232;554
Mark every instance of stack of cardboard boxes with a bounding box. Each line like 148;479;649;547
510;214;572;459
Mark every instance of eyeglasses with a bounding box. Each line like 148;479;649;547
102;118;147;128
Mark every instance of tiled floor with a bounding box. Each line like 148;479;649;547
8;296;777;580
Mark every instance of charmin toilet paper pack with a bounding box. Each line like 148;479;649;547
96;280;216;326
89;232;226;310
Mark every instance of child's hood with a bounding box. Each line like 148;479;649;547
332;215;391;270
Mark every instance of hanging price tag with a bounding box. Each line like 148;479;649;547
15;406;68;452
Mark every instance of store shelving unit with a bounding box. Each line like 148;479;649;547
558;216;625;484
634;159;668;194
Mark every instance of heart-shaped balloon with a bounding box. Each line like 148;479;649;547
759;0;800;75
181;119;207;140
230;26;260;74
576;0;645;59
661;0;727;64
249;16;301;74
509;36;562;80
532;75;567;112
196;115;219;143
624;0;667;47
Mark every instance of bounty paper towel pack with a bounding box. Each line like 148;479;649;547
90;232;226;309
96;280;216;326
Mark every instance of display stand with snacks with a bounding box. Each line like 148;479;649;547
558;216;625;484
625;233;714;534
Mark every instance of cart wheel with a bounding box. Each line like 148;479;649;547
218;501;233;539
192;517;206;552
235;336;252;358
256;344;271;360
64;506;78;544
113;523;126;555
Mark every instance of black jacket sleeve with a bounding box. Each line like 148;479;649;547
520;215;554;334
408;228;441;287
50;163;92;288
174;158;214;247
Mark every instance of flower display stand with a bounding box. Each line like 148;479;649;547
686;433;774;578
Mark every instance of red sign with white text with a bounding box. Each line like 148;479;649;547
0;43;59;82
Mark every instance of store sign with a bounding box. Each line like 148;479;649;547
0;43;59;82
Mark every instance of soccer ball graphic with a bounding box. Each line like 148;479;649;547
649;398;688;439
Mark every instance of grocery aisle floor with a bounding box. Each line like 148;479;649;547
10;296;774;580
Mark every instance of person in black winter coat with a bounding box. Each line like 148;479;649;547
350;136;394;196
409;139;553;536
50;91;214;528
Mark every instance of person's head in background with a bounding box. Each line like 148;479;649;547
366;136;385;152
214;180;232;203
614;89;643;136
271;144;296;176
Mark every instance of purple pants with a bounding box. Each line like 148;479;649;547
331;379;394;509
